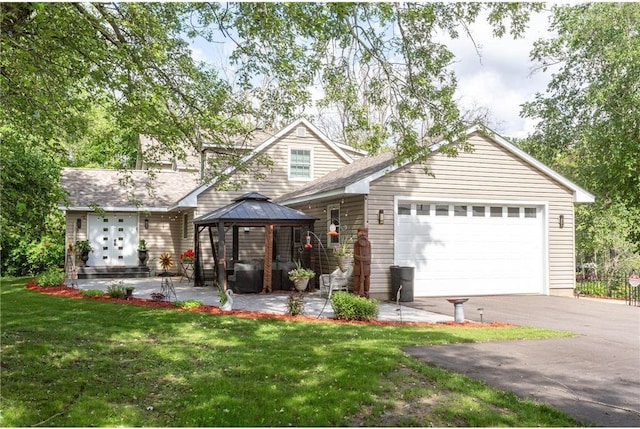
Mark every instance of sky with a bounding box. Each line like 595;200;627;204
190;8;554;140
442;9;554;139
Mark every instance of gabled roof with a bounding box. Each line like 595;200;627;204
176;118;356;208
277;125;596;205
59;168;200;212
194;192;316;226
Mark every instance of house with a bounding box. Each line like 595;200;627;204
60;119;594;298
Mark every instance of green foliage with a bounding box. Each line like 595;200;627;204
522;3;640;245
1;278;577;427
35;268;64;287
574;281;629;300
331;291;379;321
74;240;93;254
79;289;105;297
106;282;126;299
286;292;305;316
217;287;227;306
173;300;203;309
0;128;65;275
138;239;147;250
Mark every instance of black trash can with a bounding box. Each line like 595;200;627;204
390;265;414;302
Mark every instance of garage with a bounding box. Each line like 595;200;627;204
395;201;546;297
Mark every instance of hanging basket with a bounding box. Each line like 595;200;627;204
293;278;309;292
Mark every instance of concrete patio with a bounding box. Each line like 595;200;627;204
74;276;454;323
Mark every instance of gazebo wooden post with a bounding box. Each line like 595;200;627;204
217;221;227;291
208;226;217;286
194;226;203;287
262;224;274;293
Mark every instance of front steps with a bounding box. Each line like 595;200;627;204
78;265;150;279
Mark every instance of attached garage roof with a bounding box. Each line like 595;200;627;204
277;125;595;205
194;192;317;226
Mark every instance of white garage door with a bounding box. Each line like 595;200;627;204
395;201;545;296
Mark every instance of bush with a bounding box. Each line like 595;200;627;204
80;289;105;297
106;282;126;298
173;300;203;309
35;268;65;287
331;292;379;321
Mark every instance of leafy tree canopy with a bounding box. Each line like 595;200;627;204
521;3;640;211
2;2;542;170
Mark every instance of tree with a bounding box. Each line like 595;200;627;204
1;2;541;273
2;2;542;167
521;3;640;214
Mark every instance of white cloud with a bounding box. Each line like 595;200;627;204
443;9;553;138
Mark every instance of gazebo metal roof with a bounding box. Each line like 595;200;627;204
193;192;316;289
194;192;316;226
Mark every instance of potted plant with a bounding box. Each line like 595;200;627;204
288;260;315;292
74;240;93;265
333;237;353;272
138;239;148;266
124;286;135;298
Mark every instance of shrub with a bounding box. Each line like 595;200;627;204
330;291;379;321
106;282;126;298
287;292;304;316
80;289;105;297
35;268;64;287
173;300;203;309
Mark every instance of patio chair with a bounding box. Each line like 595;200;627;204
320;265;353;298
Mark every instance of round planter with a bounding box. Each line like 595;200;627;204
293;278;309;292
138;249;148;267
337;257;352;272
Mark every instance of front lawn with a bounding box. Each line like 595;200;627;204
0;278;580;427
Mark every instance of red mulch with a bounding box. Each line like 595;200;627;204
24;282;512;328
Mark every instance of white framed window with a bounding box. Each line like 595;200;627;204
397;203;412;215
289;148;312;180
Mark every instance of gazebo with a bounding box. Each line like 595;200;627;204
193;192;317;291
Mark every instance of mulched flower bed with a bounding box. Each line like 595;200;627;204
25;282;511;328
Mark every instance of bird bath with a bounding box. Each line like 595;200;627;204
446;298;469;323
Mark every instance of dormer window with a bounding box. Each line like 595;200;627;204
289;148;312;180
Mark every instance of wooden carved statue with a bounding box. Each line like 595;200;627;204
353;227;372;298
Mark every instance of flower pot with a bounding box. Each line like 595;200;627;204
138;249;148;267
80;251;90;265
293;278;309;292
337;256;352;272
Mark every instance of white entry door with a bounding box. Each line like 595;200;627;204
88;214;138;266
395;201;546;297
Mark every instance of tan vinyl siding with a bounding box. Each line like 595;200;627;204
368;133;577;298
196;125;350;216
290;196;366;278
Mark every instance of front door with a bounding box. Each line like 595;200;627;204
88;213;138;266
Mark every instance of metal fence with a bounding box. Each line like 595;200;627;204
575;270;640;306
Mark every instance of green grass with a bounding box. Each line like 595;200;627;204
0;278;580;427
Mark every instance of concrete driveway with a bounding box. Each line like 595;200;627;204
403;295;640;427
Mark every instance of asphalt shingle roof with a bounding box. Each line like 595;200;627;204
276;151;396;202
60;168;200;209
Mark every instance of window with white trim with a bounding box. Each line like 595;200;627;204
289;149;311;179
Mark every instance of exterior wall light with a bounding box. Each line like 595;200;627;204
559;214;564;229
378;209;385;225
76;218;82;230
144;218;149;230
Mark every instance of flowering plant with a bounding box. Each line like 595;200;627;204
288;260;315;281
180;249;194;263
